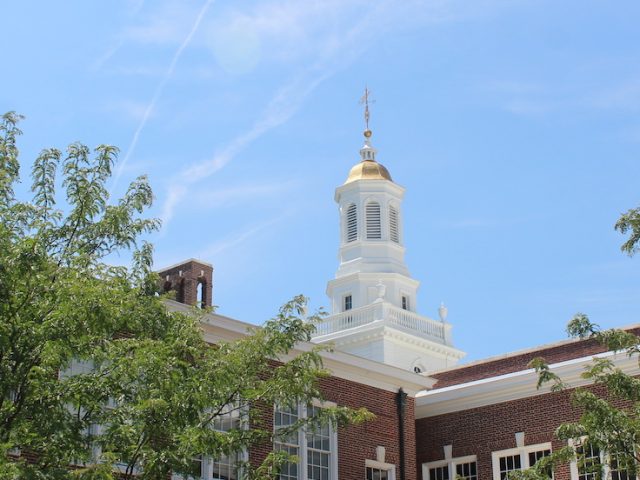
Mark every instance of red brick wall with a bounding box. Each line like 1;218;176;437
250;375;416;480
157;260;213;308
415;383;621;480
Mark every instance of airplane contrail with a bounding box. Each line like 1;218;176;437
110;0;215;194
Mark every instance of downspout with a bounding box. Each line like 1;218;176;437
396;388;407;480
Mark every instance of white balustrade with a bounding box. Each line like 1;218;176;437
312;302;447;344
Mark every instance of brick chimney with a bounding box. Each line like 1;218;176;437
157;258;213;308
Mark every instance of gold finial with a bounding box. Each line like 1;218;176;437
359;86;374;136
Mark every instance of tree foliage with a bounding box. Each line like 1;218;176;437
509;205;640;480
512;316;640;480
0;112;371;479
616;206;640;256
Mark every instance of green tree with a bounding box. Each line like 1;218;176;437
0;112;371;479
510;208;640;480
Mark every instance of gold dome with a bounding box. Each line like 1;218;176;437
344;159;393;184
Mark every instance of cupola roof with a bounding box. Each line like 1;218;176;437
344;159;393;184
344;129;393;184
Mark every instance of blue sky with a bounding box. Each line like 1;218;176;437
3;0;640;362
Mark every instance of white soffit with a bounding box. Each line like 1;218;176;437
415;351;640;418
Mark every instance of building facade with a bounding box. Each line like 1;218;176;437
158;125;639;480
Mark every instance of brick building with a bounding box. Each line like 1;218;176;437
156;125;639;480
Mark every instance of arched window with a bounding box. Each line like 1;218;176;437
389;205;399;243
346;204;358;242
366;202;381;239
196;281;204;309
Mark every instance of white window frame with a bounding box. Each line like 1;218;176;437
343;294;353;312
274;400;339;480
366;459;397;480
568;438;637;480
172;403;248;480
423;454;477;480
491;442;552;480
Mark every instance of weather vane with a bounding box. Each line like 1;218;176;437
359;86;375;134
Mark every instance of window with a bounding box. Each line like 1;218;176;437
346;204;358;242
609;453;636;480
569;440;636;480
455;461;478;480
498;454;521;479
401;296;409;311
343;295;352;312
389;205;399;243
491;443;552;480
366;459;396;480
306;405;331;480
274;402;337;480
573;442;601;480
366;202;381;239
424;455;477;480
366;466;390;480
173;403;245;480
428;465;449;480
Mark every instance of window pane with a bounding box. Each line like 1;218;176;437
499;455;521;480
610;454;636;480
528;449;551;478
429;466;449;480
456;461;478;480
274;404;300;480
576;443;601;480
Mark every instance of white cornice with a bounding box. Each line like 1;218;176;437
314;322;465;360
164;300;433;396
313;320;466;360
328;272;420;289
155;258;213;272
415;351;640;418
335;178;405;201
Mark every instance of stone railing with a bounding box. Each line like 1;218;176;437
312;302;447;344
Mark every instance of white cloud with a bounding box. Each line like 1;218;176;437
110;0;216;193
159;184;187;232
199;213;290;257
194;180;298;206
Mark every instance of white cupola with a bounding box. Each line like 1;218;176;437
311;107;465;374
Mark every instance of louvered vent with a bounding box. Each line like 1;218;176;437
389;205;399;243
366;202;382;239
346;204;357;242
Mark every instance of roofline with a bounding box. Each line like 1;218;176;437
155;258;213;272
415;350;640;418
164;300;434;396
428;322;640;377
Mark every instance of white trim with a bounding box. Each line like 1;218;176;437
566;438;627;480
274;403;339;480
366;459;397;480
423;454;477;480
491;442;552;480
156;258;213;272
416;351;640;417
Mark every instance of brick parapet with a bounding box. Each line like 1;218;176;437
431;327;640;389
